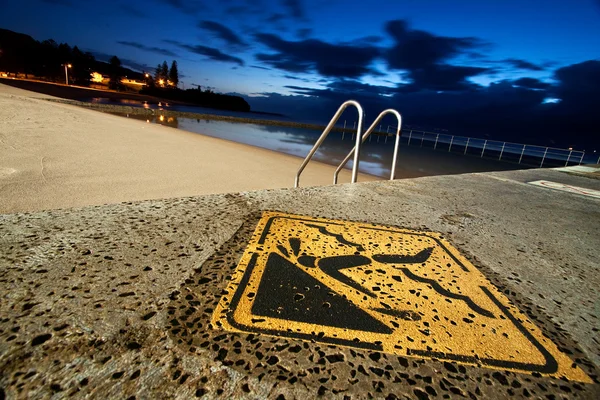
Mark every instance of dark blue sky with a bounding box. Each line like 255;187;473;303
1;0;599;148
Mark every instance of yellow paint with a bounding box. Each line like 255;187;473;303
212;212;591;382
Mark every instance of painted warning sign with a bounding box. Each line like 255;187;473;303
212;212;591;382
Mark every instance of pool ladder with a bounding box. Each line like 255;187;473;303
294;100;403;188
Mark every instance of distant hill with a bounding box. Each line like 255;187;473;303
0;28;143;84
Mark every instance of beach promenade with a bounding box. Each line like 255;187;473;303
1;84;599;399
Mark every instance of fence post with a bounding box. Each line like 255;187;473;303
540;147;548;168
420;133;424;147
353;121;356;130
579;152;585;165
379;124;382;133
448;136;454;152
407;130;413;145
481;140;487;157
434;134;440;150
565;150;572;166
518;145;526;164
386;125;390;134
597;155;600;164
499;143;506;160
464;138;470;155
342;120;346;140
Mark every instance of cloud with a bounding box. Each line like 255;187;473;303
400;65;490;92
198;21;247;48
89;50;150;72
385;20;487;70
384;20;490;91
512;77;550;89
554;59;600;99
503;58;545;71
117;41;178;57
165;40;244;66
255;33;380;78
282;0;305;20
296;28;312;39
247;59;600;150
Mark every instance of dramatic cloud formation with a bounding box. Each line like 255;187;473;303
512;77;550;89
198;21;247;48
247;57;600;149
503;58;545;71
385;20;486;70
384;20;491;91
165;40;244;66
255;33;380;78
117;41;178;57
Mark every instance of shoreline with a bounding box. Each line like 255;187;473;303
0;77;355;133
0;83;378;214
46;98;350;133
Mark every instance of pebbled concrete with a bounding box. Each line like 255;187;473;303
1;168;599;399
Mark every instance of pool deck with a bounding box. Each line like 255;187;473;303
1;167;599;399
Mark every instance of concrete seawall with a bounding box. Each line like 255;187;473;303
1;168;599;398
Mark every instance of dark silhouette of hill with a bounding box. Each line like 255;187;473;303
0;28;249;112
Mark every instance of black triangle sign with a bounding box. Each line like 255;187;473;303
251;252;392;334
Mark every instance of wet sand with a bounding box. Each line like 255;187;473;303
0;83;376;214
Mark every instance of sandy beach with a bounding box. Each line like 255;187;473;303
0;83;376;214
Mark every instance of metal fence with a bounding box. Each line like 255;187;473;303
339;122;599;168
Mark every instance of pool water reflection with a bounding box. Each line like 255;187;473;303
112;113;529;180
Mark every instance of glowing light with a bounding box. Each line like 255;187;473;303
90;72;103;83
67;64;72;68
159;115;164;122
158;79;164;86
542;97;561;104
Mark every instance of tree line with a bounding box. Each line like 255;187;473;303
1;28;250;112
154;60;179;88
0;28;183;91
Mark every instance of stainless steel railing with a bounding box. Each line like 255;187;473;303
294;100;364;188
334;109;402;184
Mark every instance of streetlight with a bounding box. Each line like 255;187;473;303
62;63;72;85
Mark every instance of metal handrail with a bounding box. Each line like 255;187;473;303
294;100;364;188
334;109;402;184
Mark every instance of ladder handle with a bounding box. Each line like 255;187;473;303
334;109;402;183
295;100;364;188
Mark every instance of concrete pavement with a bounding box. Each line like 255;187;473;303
1;168;599;398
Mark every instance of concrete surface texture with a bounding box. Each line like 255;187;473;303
0;83;375;214
1;168;599;399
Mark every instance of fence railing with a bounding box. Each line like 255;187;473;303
338;122;599;168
